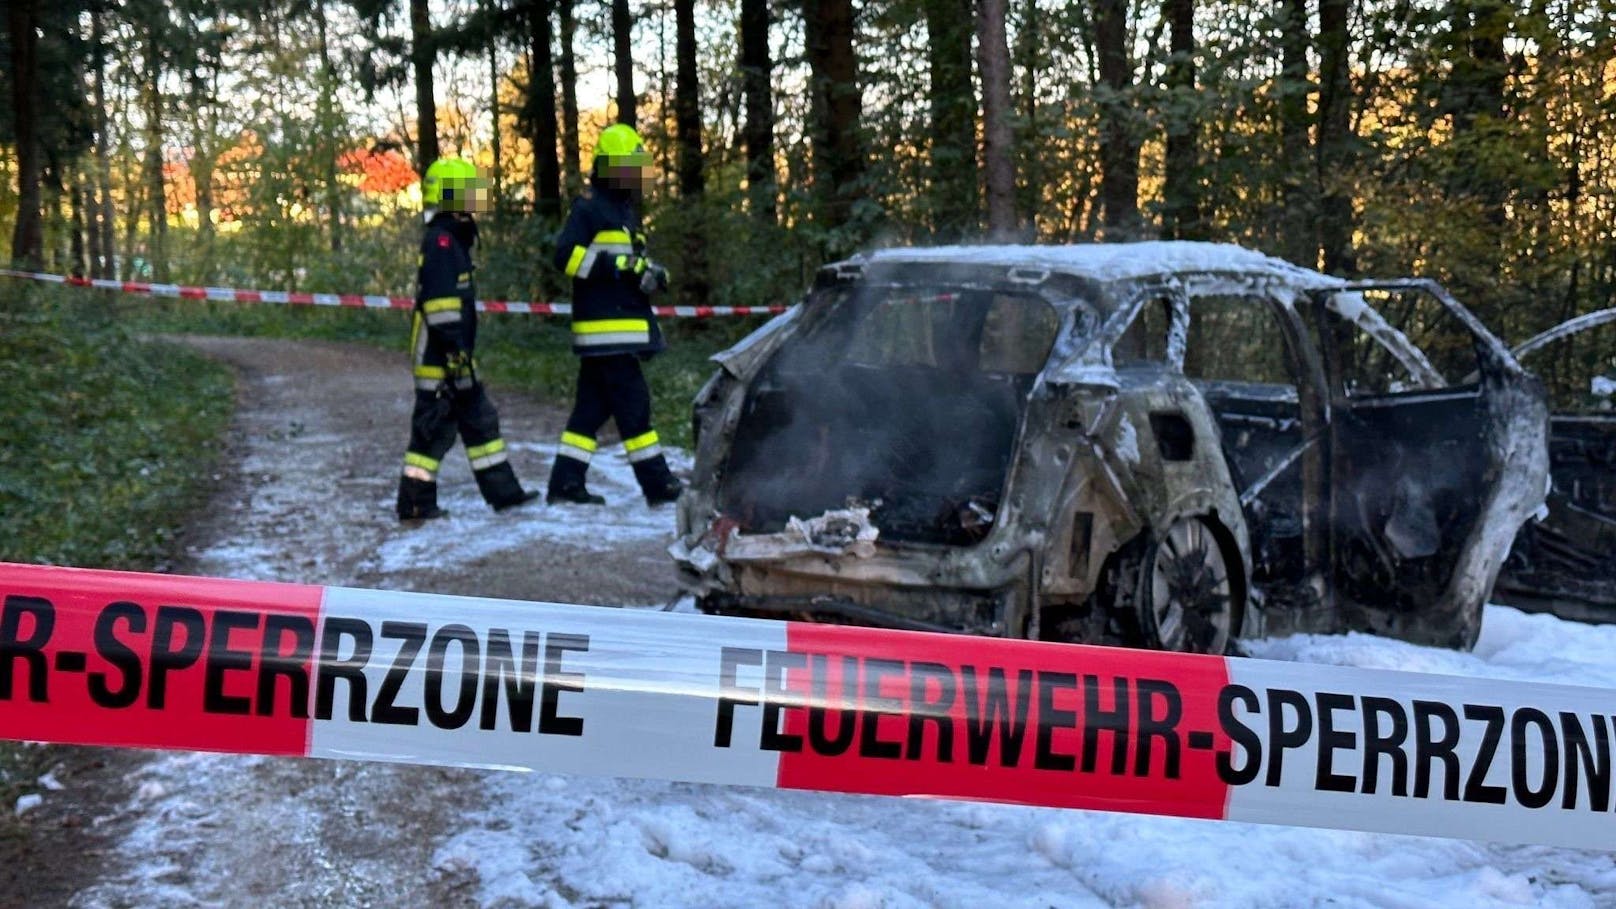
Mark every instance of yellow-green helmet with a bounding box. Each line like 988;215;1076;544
422;157;483;209
592;124;650;176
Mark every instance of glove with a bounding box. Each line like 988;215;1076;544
445;349;474;381
639;263;670;295
615;255;669;294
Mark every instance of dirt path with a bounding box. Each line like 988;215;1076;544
8;336;683;908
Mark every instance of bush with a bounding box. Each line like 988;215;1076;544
0;284;233;568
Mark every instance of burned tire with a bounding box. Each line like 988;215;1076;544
1134;517;1240;655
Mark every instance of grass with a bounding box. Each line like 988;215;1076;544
0;280;235;832
112;290;759;450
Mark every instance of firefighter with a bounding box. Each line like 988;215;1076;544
546;124;684;507
395;156;540;521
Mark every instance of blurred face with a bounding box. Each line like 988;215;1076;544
603;157;652;194
439;175;490;213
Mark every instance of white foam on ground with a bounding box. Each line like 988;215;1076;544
366;442;688;576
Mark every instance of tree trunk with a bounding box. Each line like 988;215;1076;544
978;0;1016;239
1014;0;1040;234
1277;0;1313;265
142;28;169;282
526;0;562;215
1448;0;1510;229
316;1;344;252
674;0;709;304
674;0;703;198
121;81;143;284
83;173;102;278
69;168;87;277
1316;0;1354;274
92;11;116;279
739;0;776;221
559;0;581;191
189;50;217;260
8;0;43;269
925;0;976;239
1161;0;1199;239
487;0;505;207
42;156;65;272
411;0;440;170
804;0;867;253
1091;0;1140;238
612;0;637;128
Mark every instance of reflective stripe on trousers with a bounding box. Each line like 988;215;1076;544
558;430;596;464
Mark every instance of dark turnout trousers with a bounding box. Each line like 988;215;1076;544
548;353;679;498
396;380;528;517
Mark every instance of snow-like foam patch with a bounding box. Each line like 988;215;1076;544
366;441;689;577
862;241;1342;291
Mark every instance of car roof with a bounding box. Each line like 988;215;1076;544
853;241;1343;292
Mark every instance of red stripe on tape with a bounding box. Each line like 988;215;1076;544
180;286;207;300
776;623;1233;818
0;563;322;757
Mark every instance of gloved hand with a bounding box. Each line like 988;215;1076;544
614;255;668;294
639;263;669;295
445;349;474;380
614;254;649;280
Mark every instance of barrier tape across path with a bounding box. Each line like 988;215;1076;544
2;562;1612;851
0;268;789;318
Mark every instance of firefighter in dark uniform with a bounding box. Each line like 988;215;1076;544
395;157;540;521
547;124;685;507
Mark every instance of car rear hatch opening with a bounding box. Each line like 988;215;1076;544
714;284;1061;545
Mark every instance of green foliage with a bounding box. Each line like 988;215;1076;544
0;284;233;569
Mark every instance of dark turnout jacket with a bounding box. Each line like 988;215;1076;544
411;213;479;390
552;181;665;357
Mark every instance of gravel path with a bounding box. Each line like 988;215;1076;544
7;336;683;908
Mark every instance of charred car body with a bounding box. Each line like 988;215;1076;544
672;243;1550;652
1493;309;1616;623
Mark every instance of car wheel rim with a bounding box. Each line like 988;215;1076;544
1149;519;1232;653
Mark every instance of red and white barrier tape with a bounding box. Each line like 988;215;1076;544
0;268;789;318
2;561;1612;850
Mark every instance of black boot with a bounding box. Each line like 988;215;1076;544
547;484;606;506
494;490;542;512
634;457;685;507
476;462;540;512
547;454;606;505
397;476;449;521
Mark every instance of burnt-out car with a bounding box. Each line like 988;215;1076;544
671;243;1550;653
1492;309;1616;622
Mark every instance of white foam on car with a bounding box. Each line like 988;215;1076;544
862;241;1344;290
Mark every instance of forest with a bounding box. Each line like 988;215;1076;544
2;0;1614;342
